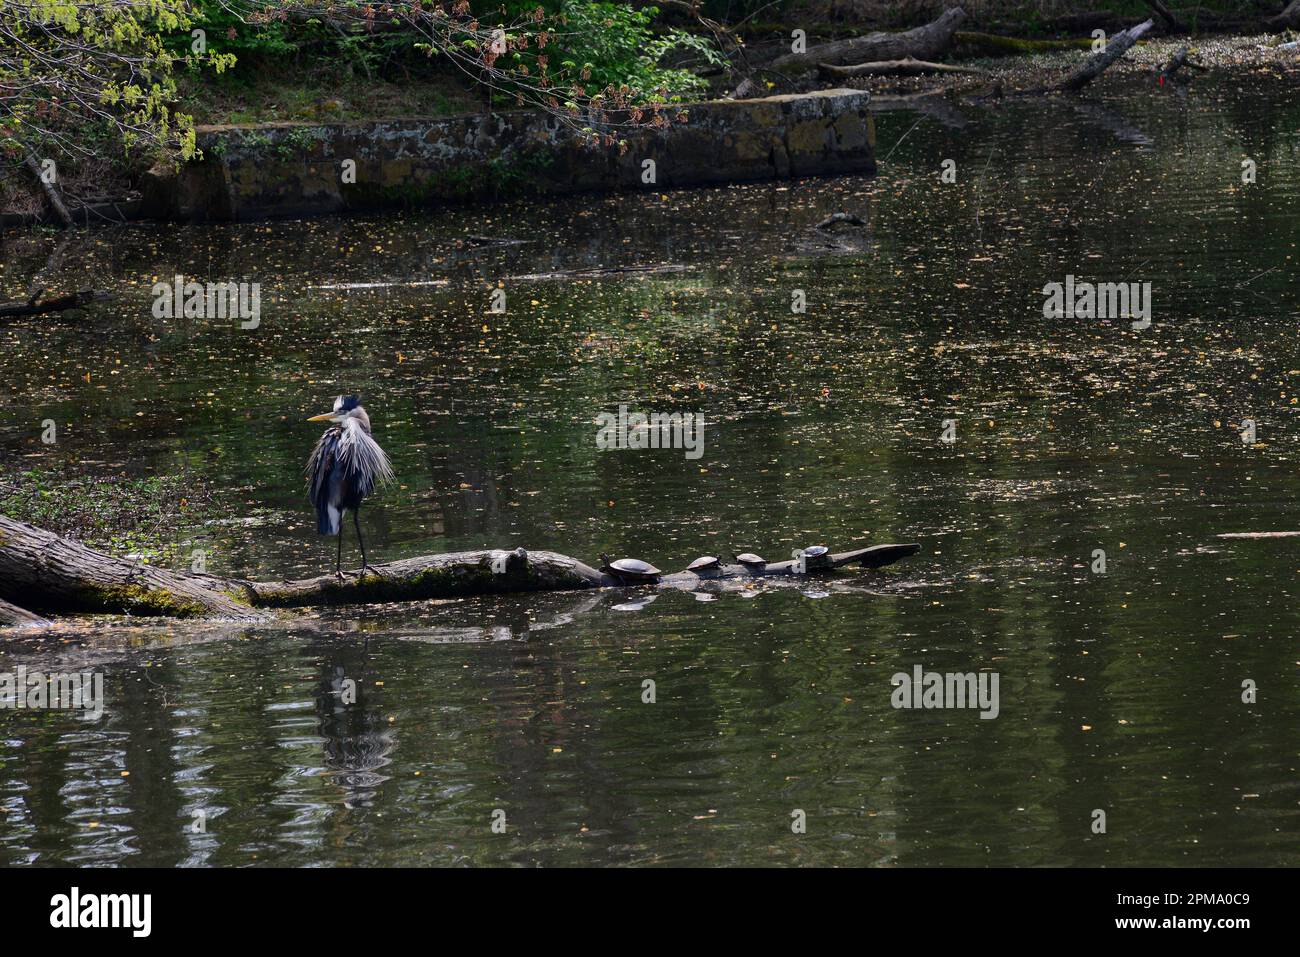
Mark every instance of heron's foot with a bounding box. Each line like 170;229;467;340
360;563;385;579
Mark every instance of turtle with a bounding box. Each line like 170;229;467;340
686;555;721;573
800;545;831;570
733;552;766;569
599;554;662;584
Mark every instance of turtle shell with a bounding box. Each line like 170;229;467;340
735;552;766;566
607;557;661;576
687;556;720;571
803;545;829;559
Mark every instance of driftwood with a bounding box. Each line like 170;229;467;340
1158;45;1207;84
0;515;921;624
818;57;989;79
1052;19;1155;93
23;153;73;228
0;288;111;319
1143;0;1183;32
770;7;966;75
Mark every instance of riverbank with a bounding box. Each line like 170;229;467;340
813;31;1300;100
3;2;1297;227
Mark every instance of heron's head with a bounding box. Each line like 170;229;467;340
307;395;368;428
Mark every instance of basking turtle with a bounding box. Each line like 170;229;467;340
599;554;662;585
733;552;767;570
686;555;721;573
801;545;831;570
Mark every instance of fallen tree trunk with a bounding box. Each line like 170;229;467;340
0;515;266;621
0;599;49;629
818;57;988;79
1144;0;1183;32
954;31;1094;55
1158;45;1206;84
1052;18;1155;92
0;516;920;621
246;543;921;608
770;7;966;75
24;153;74;229
0;288;111;319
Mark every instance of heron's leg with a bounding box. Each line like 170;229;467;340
335;523;344;580
355;508;382;577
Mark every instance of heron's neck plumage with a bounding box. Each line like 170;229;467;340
339;416;394;487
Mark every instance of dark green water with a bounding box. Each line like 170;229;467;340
1;81;1297;866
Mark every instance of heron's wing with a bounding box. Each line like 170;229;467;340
306;428;342;507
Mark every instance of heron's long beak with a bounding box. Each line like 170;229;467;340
307;413;336;422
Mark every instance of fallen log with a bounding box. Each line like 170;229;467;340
23;153;74;229
818;57;989;79
954;31;1094;55
1157;45;1207;84
0;515;266;621
1144;0;1183;32
770;7;966;75
0;515;920;621
1052;18;1155;93
242;543;922;608
0;599;49;629
0;288;111;319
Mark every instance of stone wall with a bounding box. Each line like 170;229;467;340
141;89;875;222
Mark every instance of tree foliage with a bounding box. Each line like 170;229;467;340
198;1;721;139
0;0;234;169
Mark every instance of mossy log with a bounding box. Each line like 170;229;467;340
0;516;920;623
770;7;966;75
243;543;922;609
0;515;265;621
953;31;1095;55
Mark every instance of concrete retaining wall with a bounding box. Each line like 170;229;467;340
141;89;875;222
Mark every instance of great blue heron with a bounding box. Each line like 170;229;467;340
306;396;394;577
